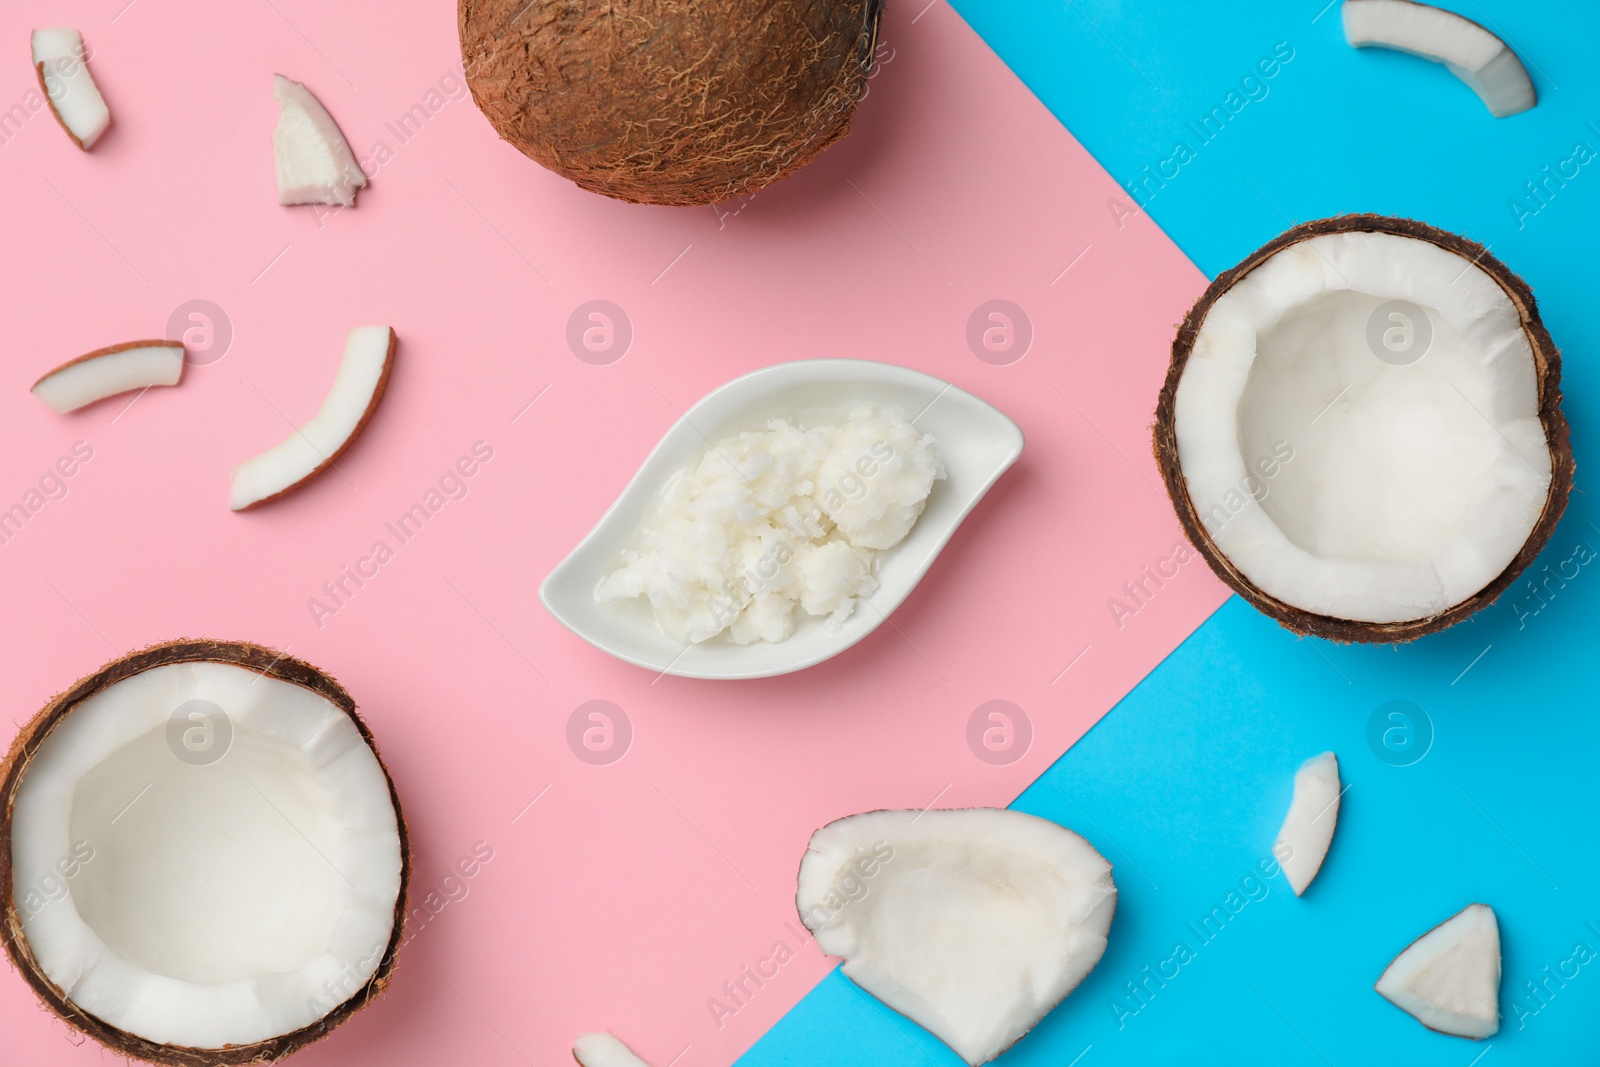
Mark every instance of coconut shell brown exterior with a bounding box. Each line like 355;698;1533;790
1154;214;1574;643
0;639;411;1067
458;0;883;205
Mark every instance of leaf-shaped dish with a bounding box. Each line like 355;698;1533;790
540;360;1024;680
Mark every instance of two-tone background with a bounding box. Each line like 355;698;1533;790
1;1;1594;1064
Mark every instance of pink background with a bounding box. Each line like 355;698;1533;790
0;1;1223;1064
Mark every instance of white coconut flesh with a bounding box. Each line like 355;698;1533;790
1272;752;1340;896
32;28;110;149
1376;904;1501;1039
273;74;368;207
1175;230;1552;624
230;325;394;510
573;1032;652;1067
1343;0;1535;118
31;343;185;414
797;809;1116;1066
10;661;402;1049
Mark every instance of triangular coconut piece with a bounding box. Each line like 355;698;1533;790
797;808;1116;1066
1376;903;1501;1039
1343;0;1535;118
1272;751;1341;895
273;74;368;206
573;1032;651;1067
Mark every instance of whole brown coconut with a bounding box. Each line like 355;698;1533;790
459;0;884;205
1;639;409;1067
1154;215;1574;643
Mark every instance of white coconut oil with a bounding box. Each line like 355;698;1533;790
597;406;944;645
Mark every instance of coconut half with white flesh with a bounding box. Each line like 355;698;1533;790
1272;752;1340;896
0;639;408;1066
796;809;1116;1066
1156;215;1572;642
1343;0;1535;118
33;28;110;149
574;1032;652;1067
1376;903;1501;1039
230;326;396;511
274;74;368;207
31;341;185;414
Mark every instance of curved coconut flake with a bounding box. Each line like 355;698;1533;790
574;1032;652;1067
1156;216;1571;642
31;341;184;413
230;326;395;511
274;74;368;207
797;808;1116;1066
32;28;110;149
1376;903;1501;1039
1343;0;1535;118
1272;752;1340;895
0;640;408;1064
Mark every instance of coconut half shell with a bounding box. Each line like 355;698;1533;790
458;0;884;205
0;639;410;1067
1155;215;1572;642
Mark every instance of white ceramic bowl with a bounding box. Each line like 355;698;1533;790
540;360;1024;680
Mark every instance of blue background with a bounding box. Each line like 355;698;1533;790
742;1;1600;1063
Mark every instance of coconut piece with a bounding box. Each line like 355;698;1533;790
1272;752;1340;895
32;28;110;149
573;1032;652;1067
31;341;184;413
1343;0;1535;118
230;326;395;511
273;74;368;207
0;639;409;1066
1376;904;1501;1039
797;808;1116;1066
1155;215;1572;643
458;0;883;205
595;408;944;646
